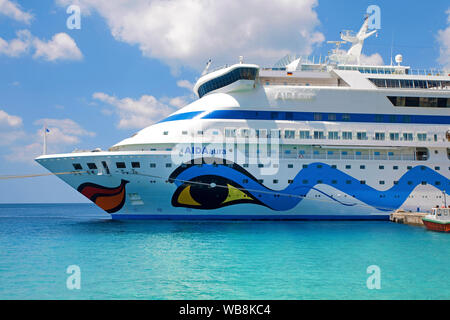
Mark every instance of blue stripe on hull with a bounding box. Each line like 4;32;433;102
111;214;390;221
159;110;450;125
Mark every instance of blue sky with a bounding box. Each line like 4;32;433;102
0;0;449;203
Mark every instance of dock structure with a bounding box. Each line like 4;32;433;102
390;210;428;226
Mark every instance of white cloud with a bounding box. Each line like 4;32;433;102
56;0;323;69
0;30;83;61
33;33;83;61
360;53;384;66
0;109;25;146
177;79;194;91
0;29;32;57
0;0;33;24
0;109;23;127
437;9;450;69
93;92;178;129
4;118;95;162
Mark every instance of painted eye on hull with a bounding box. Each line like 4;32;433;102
171;175;259;210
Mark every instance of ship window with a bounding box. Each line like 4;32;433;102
225;128;236;138
197;67;257;98
182;131;188;135
299;131;310;139
288;164;294;168
116;162;126;169
273;180;279;184
435;167;440;171
360;165;366;169
132;162;140;168
379;165;385;170
73;163;82;170
417;133;427;141
328;114;337;121
388;96;450;108
375;132;385;141
403;133;413;141
346;180;352;184
447;148;450;160
390;133;400;141
360;180;366;185
269;129;281;139
416;148;429;161
328;131;339;140
241;129;250;138
87;163;97;170
342;132;352;140
243;179;249;184
375;115;384;122
258;164;264;168
284;130;295;139
342;114;351;121
303;165;308;169
150;163;156;168
393;166;399;170
101;161;110;174
288;180;294;184
256;129;267;138
166;163;172;168
313;131;325;139
163;131;169;135
357;132;367;140
346;165;351;169
302;180;308;184
379;181;385;185
314;113;322;121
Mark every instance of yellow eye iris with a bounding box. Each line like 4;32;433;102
177;185;201;207
172;178;257;210
222;184;253;204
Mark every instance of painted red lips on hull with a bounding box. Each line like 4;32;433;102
77;180;129;213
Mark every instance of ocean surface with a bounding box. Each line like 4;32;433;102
0;203;449;300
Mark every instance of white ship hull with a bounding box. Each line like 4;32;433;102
36;150;450;220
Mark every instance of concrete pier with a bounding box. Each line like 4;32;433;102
390;210;428;226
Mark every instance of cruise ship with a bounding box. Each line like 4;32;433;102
36;17;450;220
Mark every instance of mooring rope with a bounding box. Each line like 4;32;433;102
0;171;87;180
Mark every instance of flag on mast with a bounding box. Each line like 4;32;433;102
43;125;50;155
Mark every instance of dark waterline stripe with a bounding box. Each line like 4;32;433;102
111;214;390;221
159;110;450;124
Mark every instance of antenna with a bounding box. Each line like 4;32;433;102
390;32;395;66
43;123;49;155
201;59;212;76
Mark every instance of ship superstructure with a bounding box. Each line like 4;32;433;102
36;17;450;220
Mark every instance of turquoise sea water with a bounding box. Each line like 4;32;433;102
0;203;449;300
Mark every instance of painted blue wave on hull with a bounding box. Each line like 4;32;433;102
173;163;450;211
